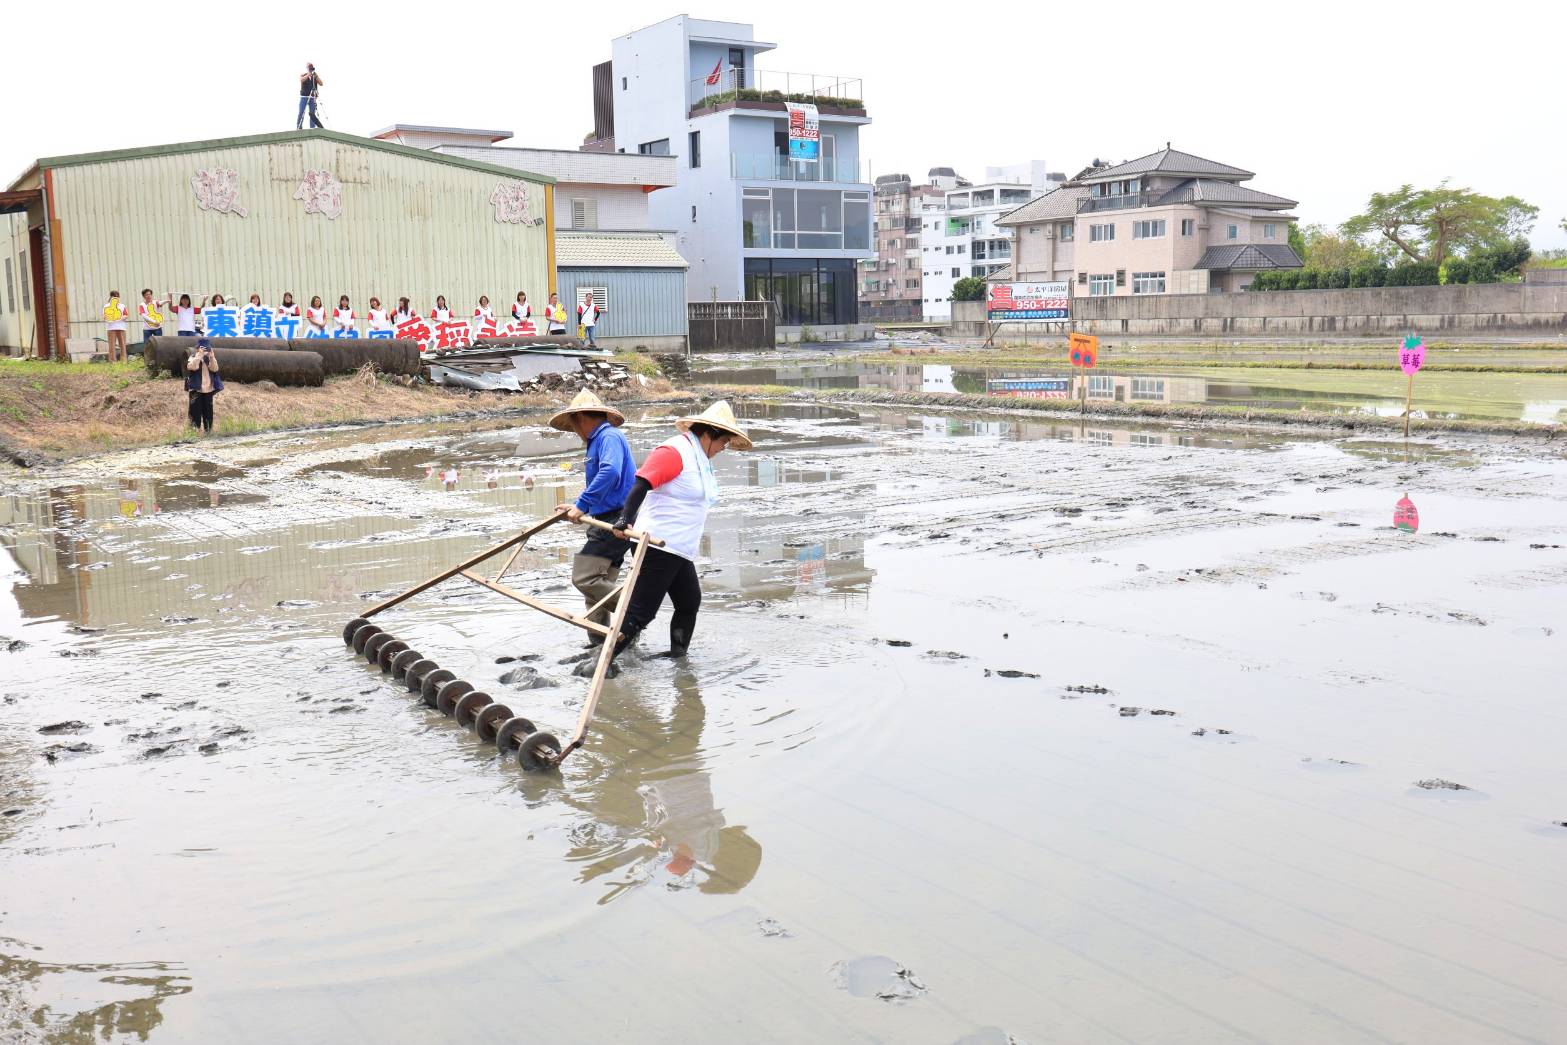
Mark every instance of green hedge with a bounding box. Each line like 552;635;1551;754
1251;262;1440;291
700;88;865;110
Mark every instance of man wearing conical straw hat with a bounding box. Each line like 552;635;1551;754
606;401;752;662
548;390;637;639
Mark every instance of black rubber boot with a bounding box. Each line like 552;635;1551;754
666;611;696;658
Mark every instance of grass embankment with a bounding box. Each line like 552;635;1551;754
0;359;687;464
694;382;1563;438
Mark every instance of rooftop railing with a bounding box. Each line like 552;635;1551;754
730;153;864;184
1077;190;1155;213
691;69;865;112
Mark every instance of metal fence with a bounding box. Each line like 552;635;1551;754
688;301;776;352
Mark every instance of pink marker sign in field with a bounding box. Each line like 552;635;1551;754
1398;334;1425;436
1394;495;1419;534
1399;334;1426;376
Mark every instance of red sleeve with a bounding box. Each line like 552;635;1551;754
637;446;684;488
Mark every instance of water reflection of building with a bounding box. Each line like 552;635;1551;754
0;475;579;629
699;453;874;599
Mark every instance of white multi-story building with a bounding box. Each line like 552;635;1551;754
920;162;1062;321
588;15;874;336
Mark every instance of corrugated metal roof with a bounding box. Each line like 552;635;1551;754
995;185;1090;226
1155;178;1297;208
1195;244;1303;270
436;146;677;188
1083;148;1254;182
22;129;551;188
557;233;688;269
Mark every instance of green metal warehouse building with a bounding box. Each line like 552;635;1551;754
1;129;556;357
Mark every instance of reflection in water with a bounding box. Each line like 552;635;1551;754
0;943;193;1044
562;669;761;904
703;360;1567;422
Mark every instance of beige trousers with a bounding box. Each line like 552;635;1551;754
572;553;621;626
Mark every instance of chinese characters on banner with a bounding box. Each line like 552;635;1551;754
191;169;249;217
988;281;1071;321
199;304;538;350
784;102;820;163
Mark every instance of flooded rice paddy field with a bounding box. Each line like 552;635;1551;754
701;358;1567;424
2;403;1565;1043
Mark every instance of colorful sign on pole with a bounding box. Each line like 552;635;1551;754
1399;333;1424;437
988;281;1070;322
1394;496;1419;533
1399;334;1426;375
1068;332;1099;368
784;102;820;162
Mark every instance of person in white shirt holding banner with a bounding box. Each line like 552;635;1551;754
576;290;605;347
367;297;392;335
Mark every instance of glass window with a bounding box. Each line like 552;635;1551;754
742;193;771;248
1181;219;1195;236
1090;223;1115;242
844;197;871;250
951;267;960;277
1131;377;1167;401
1133;220;1166;238
1132;271;1166;294
688;130;701;169
771;188;796;248
637;138;670;156
797;189;843;249
1088;375;1115;398
18;250;28;310
1227;224;1239;239
2;258;11;313
1059;222;1074;241
1089;274;1114;296
1263;223;1276;238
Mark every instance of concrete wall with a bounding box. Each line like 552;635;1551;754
949;285;1567;337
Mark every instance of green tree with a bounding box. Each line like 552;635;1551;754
1340;182;1538;268
951;276;987;301
1297;223;1375;270
1287;223;1306;260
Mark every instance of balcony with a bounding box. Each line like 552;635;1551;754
731;153;864;184
691;69;866;116
1077;190;1154;213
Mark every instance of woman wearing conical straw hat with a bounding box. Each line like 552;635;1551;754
548;389;636;640
606;401;752;663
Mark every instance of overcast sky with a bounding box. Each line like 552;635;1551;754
9;1;1564;250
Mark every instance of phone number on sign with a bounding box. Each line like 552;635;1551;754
990;307;1069;319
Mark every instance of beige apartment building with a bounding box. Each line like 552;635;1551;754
996;146;1301;295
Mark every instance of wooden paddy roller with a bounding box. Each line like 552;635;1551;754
341;508;661;773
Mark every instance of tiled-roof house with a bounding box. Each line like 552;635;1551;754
996;146;1302;295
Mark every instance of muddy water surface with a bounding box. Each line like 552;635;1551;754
703;359;1567;423
2;405;1565;1042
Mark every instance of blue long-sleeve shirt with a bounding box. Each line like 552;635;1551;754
576;420;637;516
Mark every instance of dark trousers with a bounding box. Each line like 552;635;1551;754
615;546;701;656
580;508;631;567
188;391;215;431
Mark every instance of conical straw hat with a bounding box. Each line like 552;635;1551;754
675;399;752;451
548;388;625;432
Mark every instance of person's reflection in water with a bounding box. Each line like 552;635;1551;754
564;667;761;902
